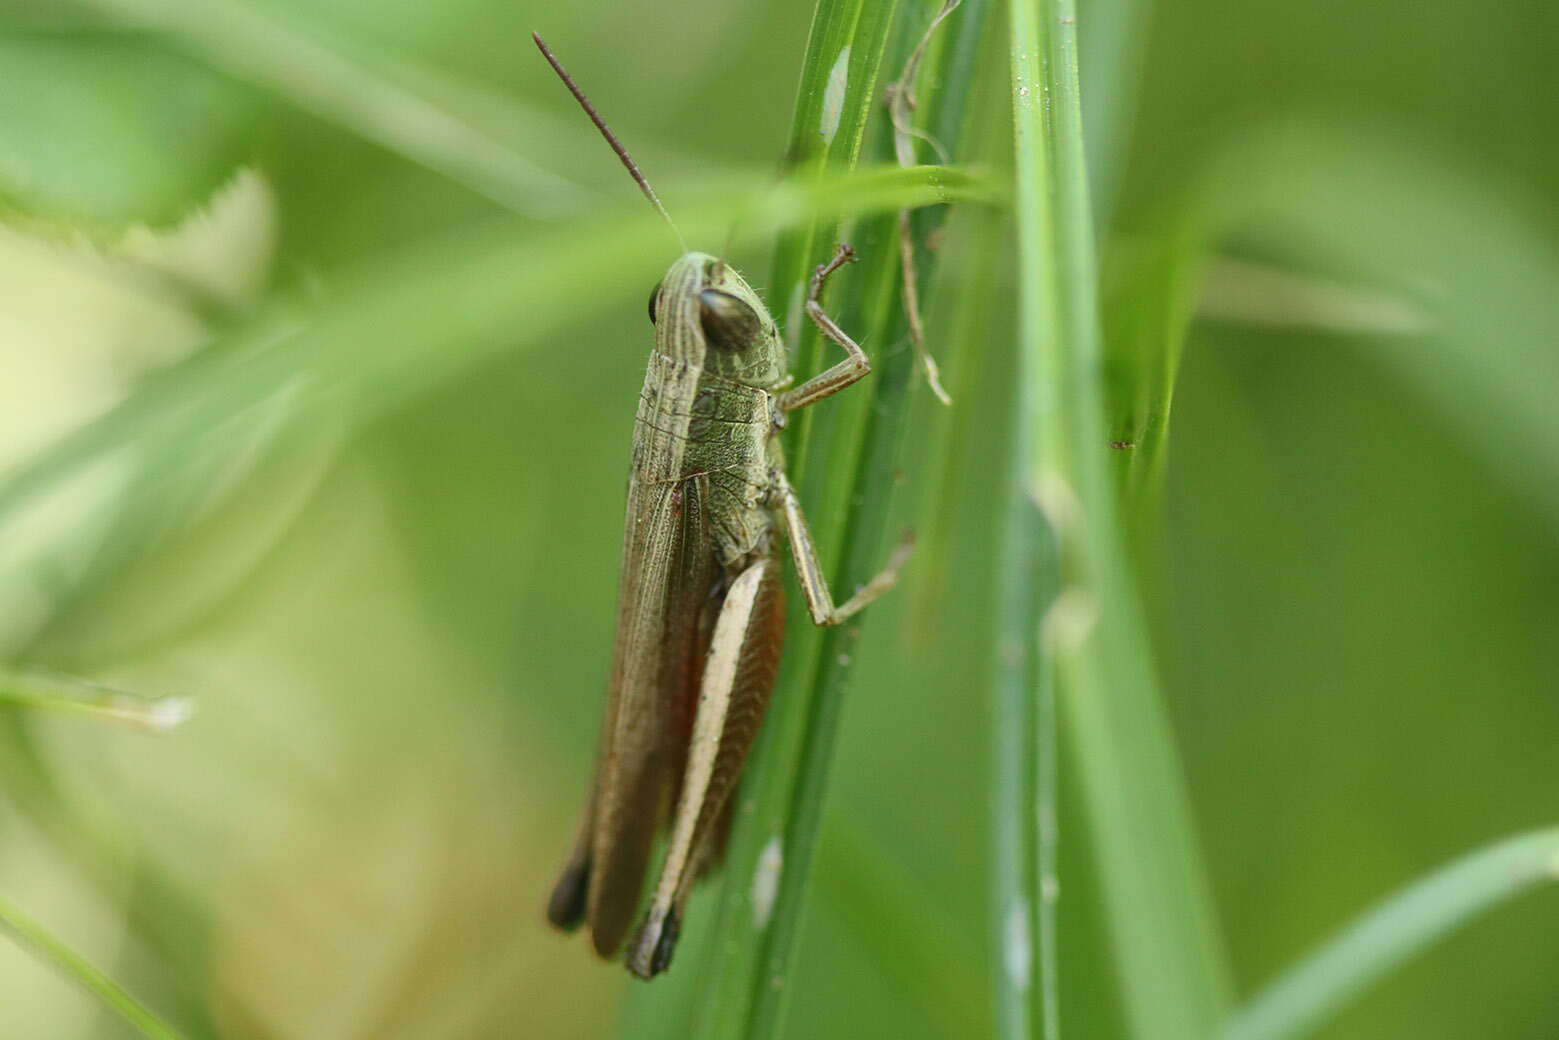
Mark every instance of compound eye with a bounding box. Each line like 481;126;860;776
648;282;662;324
699;289;760;352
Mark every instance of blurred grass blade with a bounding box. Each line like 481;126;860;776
72;0;592;217
0;164;992;548
990;482;1048;1040
1076;0;1154;231
980;29;1047;1023
0;891;183;1040
0;667;192;732
1193;121;1559;527
0;715;221;1037
1009;0;1233;1037
1099;232;1199;515
1222;828;1559;1040
1113;122;1559;532
937;188;1049;1040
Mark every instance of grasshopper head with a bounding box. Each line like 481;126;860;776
650;252;786;389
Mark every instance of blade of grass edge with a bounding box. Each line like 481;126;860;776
0;891;183;1040
1222;828;1559;1040
1008;2;1233;1038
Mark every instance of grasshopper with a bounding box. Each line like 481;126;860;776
533;34;913;979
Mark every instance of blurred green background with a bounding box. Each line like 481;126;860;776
0;0;1555;1038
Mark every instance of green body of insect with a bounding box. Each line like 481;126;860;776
534;34;910;980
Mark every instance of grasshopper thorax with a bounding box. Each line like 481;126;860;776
650;252;787;389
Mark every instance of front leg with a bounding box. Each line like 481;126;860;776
776;244;872;414
773;469;914;627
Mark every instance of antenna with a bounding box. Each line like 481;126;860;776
533;33;686;251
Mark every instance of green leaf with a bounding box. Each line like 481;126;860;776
1223;828;1559;1040
0;32;258;229
1008;1;1233;1037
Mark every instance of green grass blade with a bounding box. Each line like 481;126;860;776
677;4;905;1036
0;164;993;542
1193;122;1559;526
894;0;997;578
1222;828;1559;1040
780;0;902;172
990;484;1049;1040
926;183;1050;1040
0;714;221;1038
764;0;905;486
1008;1;1233;1037
738;7;907;1036
963;22;1048;1027
1109;121;1559;538
0;668;192;732
1098;232;1201;573
739;224;907;1040
0;891;183;1040
1078;0;1156;231
762;6;1004;1038
665;4;1009;1037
